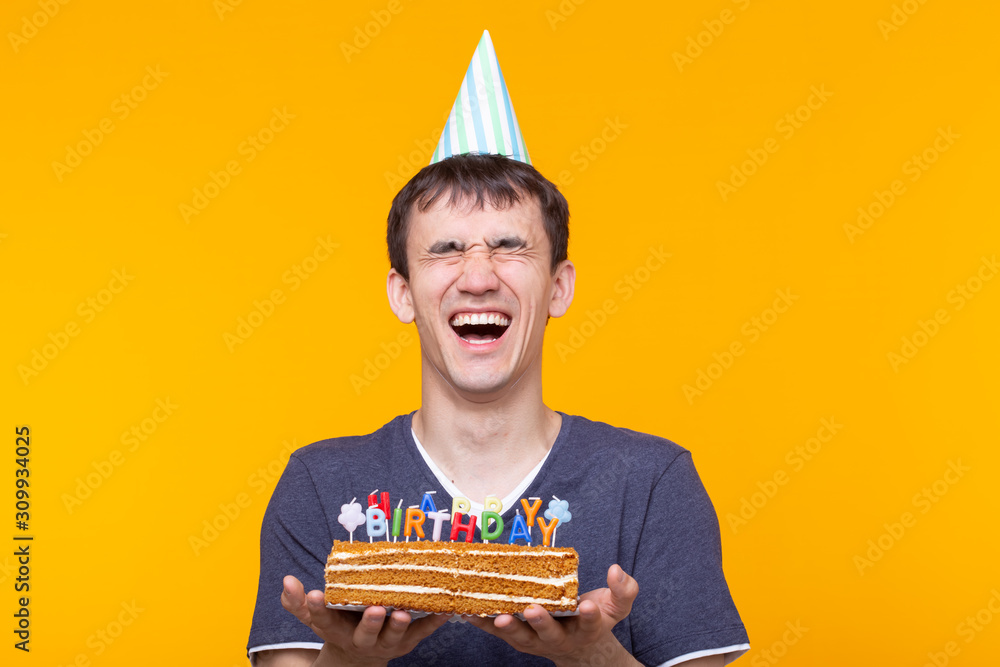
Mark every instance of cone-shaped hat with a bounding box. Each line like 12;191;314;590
430;30;530;165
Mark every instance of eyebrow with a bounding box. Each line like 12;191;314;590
428;240;466;253
487;236;526;250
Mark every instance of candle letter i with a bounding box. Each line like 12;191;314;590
392;500;403;542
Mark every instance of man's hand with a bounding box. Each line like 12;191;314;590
467;564;641;667
278;575;448;667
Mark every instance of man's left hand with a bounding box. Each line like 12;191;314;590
467;563;640;667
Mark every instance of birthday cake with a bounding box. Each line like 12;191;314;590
324;540;578;616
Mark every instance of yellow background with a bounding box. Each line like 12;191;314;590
3;0;998;665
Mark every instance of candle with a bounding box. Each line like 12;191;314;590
337;498;365;543
404;507;426;539
450;512;478;543
367;490;390;520
366;507;387;539
426;510;449;541
520;498;542;540
484;495;503;512
392;500;403;541
452;496;471;516
481;511;504;541
536;516;559;547
508;513;532;545
544;497;572;547
420;491;438;514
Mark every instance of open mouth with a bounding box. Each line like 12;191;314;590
450;312;511;346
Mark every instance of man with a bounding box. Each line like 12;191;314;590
248;32;748;667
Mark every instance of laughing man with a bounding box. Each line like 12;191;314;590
248;31;748;667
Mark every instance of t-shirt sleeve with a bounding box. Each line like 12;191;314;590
627;451;750;666
247;453;334;654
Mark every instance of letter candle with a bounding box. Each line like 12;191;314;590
520;497;542;541
426;510;449;540
481;511;504;541
536;516;559;546
450;512;478;542
391;499;403;542
508;511;532;545
365;507;387;541
404;506;426;540
452;496;471;516
482;495;502;542
419;491;438;514
368;489;390;520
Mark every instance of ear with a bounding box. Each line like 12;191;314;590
387;268;414;324
547;260;576;318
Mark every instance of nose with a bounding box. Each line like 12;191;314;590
456;252;500;294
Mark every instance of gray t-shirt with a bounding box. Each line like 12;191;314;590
248;412;749;666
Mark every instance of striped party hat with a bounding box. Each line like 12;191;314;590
430;30;530;165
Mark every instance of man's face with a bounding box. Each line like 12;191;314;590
387;195;574;400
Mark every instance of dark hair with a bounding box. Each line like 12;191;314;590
386;154;569;281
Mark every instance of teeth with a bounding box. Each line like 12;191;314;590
466;337;496;345
450;313;510;327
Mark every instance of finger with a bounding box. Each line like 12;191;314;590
604;564;639;622
574;599;605;637
305;589;351;639
376;610;413;648
405;611;449;642
351;605;388;649
490;613;542;648
280;576;311;624
522;605;571;645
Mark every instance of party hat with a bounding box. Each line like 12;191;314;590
430;30;530;165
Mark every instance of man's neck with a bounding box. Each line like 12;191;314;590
412;379;561;504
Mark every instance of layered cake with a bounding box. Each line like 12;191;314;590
324;540;579;616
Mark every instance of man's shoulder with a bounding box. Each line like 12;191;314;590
562;413;689;460
291;413;411;465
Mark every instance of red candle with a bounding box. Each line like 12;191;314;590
450;513;478;542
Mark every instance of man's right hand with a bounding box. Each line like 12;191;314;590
258;575;448;667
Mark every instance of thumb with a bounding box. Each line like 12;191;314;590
603;564;639;623
280;575;312;626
